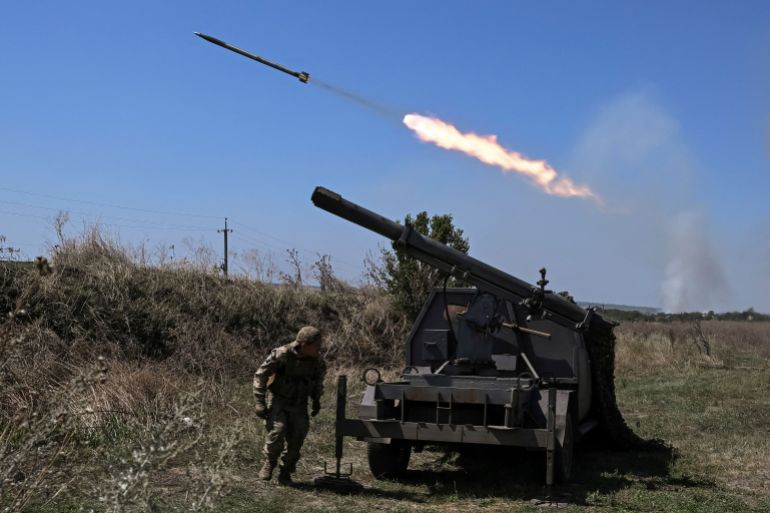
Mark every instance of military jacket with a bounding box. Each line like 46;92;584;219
254;342;326;407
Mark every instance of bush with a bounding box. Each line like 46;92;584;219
370;211;469;321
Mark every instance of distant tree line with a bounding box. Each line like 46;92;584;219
597;307;769;323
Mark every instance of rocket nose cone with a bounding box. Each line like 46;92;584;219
194;32;227;47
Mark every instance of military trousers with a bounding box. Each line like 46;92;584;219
263;399;309;473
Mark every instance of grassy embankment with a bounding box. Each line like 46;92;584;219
1;233;768;512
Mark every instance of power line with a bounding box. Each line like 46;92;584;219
0;207;51;221
0;186;222;220
0;206;364;277
0;190;357;265
230;231;361;275
0;198;214;232
229;219;361;270
0;206;208;233
231;232;294;255
229;219;314;251
0;189;366;275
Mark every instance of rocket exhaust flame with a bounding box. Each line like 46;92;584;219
403;113;600;203
194;32;599;202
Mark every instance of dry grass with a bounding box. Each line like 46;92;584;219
0;230;410;511
0;320;240;512
1;229;409;374
615;320;770;374
2;232;770;511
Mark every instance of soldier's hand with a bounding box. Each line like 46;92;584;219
311;399;321;417
255;401;268;419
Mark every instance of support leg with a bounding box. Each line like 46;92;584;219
334;374;347;476
545;386;556;487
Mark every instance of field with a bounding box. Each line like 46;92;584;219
221;322;770;513
1;237;769;512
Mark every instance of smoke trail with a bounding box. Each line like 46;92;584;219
311;78;403;121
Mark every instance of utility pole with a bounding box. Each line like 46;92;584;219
218;217;233;276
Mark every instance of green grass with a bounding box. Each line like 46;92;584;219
4;350;769;512
10;363;768;512
203;364;770;513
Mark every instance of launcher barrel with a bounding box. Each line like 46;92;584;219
311;186;589;325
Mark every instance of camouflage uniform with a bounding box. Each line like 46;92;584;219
254;327;326;482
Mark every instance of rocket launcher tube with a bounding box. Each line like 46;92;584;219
311;186;589;325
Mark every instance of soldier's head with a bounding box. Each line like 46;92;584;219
295;326;322;358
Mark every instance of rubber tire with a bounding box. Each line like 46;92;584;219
555;413;574;482
367;441;411;479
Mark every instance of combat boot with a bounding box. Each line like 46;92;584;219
277;468;293;485
258;461;274;481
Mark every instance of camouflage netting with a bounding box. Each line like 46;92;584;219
584;314;670;451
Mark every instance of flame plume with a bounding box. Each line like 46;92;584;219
403;113;600;203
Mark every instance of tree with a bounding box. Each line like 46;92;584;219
372;211;470;321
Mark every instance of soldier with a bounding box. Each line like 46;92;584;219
254;326;326;484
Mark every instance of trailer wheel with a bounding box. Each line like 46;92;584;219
556;414;574;482
367;440;411;479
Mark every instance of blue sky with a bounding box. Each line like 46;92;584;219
1;1;769;311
